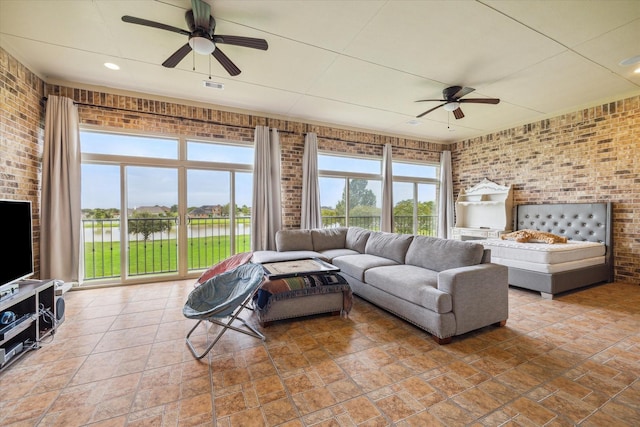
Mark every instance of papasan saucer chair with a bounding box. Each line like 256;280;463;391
183;262;265;359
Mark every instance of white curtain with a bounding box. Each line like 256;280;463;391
438;150;455;239
381;143;394;232
40;95;82;282
301;132;322;229
251;125;282;250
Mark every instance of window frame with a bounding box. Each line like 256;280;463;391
391;159;440;235
318;151;440;233
79;126;254;285
318;151;382;230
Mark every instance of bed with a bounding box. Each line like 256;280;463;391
480;202;613;299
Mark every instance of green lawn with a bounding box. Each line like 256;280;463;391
83;235;251;280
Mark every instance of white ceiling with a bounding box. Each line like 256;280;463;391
1;0;639;143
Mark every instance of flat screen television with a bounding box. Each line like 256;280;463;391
0;200;34;288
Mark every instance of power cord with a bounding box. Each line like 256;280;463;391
37;303;57;343
23;338;38;351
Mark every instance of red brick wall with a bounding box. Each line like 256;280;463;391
0;48;45;278
451;96;640;283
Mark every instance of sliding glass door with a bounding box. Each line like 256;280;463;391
126;166;179;277
185;170;253;271
80;130;253;285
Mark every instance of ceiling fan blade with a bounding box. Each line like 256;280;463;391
459;98;501;104
191;0;211;29
453;108;465;119
212;48;241;76
162;43;192;68
451;86;475;99
416;98;446;103
416;103;446;118
214;35;268;50
122;15;190;36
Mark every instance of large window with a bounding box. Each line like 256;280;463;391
80;130;253;285
319;154;382;230
392;161;439;236
318;153;438;234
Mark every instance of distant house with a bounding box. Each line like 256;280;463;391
131;205;171;216
189;205;223;218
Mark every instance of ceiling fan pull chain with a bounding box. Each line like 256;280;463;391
209;55;212;79
192;51;196;71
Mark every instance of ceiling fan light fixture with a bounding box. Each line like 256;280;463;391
443;101;460;111
619;54;640;66
189;36;215;54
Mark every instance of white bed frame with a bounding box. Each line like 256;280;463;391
506;202;613;299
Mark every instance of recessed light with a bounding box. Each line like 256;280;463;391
104;62;120;70
406;119;420;126
619;55;640;66
635;67;640;74
203;80;224;89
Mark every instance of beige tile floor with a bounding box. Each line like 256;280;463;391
0;280;639;426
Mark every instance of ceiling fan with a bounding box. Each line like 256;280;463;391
416;86;500;119
121;0;268;76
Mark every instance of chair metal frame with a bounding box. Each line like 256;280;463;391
185;292;264;359
183;263;265;360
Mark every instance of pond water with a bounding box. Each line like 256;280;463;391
82;223;250;243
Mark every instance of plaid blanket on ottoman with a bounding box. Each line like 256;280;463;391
254;273;353;315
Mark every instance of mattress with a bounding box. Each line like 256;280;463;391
480;239;605;264
491;256;605;274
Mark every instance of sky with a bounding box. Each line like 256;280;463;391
81;132;253;209
81;132;437;210
317;154;437;208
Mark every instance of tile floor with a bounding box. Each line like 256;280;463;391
0;280;639;426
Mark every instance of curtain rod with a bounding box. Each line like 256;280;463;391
304;132;445;154
41;96;259;131
41;96;292;133
41;97;442;150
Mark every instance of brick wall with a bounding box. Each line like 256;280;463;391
450;96;640;283
0;48;45;277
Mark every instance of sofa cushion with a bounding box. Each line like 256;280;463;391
405;236;484;272
332;254;397;282
318;248;360;262
252;250;327;264
276;229;313;251
345;227;371;253
311;227;348;251
364;232;413;264
364;265;452;313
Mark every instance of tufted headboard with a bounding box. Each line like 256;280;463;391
516;202;612;265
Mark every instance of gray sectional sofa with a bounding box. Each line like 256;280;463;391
252;227;509;344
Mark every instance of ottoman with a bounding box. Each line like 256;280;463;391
253;271;352;327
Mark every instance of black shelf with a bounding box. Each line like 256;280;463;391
0;279;55;372
0;313;34;342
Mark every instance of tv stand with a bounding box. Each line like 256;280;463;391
0;279;55;372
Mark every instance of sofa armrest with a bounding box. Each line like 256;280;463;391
437;263;508;335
